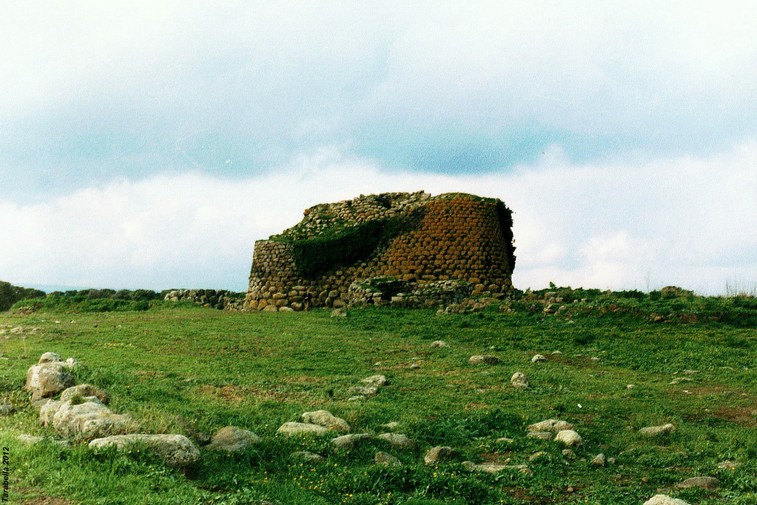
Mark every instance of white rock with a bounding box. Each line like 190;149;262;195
469;355;501;365
376;433;415;450
527;419;573;432
277;422;330;436
554;430;583;446
642;495;691;505
331;433;371;449
639;423;675;437
430;340;448;348
301;410;350;432
361;375;388;387
510;372;529;389
206;426;261;452
531;354;547;363
89;434;200;468
424;446;455;465
375;451;401;466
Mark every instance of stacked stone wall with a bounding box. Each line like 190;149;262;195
245;192;514;311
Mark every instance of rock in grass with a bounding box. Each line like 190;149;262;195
48;397;131;440
591;453;606;466
462;461;529;473
206;426;261;452
430;340;448;348
527;431;553;440
554;430;582;447
718;460;740;470
331;433;371;449
277;422;330;436
349;385;379;397
375;451;401;467
376;433;415;450
468;355;501;365
531;354;547;363
510;372;529;389
25;356;76;401
676;476;720;489
301;410;351;432
60;384;111;405
361;375;389;387
527;419;573;432
89;434;200;468
291;451;324;463
0;404;14;416
424;446;456;465
639;423;675;437
642;495;691;505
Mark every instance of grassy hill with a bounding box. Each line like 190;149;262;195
1;291;755;504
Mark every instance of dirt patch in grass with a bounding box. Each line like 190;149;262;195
711;405;757;426
196;384;293;403
16;487;74;505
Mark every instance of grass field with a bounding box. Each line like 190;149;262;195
1;292;755;504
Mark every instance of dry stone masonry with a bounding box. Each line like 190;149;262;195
246;192;515;311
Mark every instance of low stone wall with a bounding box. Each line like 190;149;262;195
246;192;515;311
163;289;245;310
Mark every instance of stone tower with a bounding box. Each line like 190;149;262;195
246;191;515;311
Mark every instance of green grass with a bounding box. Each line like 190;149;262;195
1;299;755;504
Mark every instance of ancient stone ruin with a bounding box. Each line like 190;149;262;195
246;191;515;311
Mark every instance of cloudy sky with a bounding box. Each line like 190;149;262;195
1;1;755;294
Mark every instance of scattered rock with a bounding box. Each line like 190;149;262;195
496;437;514;444
361;375;388;387
89;434;200;468
510;372;529;389
25;354;76;401
382;421;400;431
60;384;111;405
376;433;415;450
430;340;448;348
718;460;740;470
38;352;61;363
16;434;69;447
529;451;546;462
331;433;371;449
331;308;347;318
349;385;379;397
626;384;635;389
0;404;15;416
591;453;606;466
642;495;691;505
424;446;456;465
17;434;44;445
301;410;351;432
468;355;501;365
291;451;324;463
375;451;401;467
527;431;553;440
277;422;330;436
527;419;573;432
554;430;583;447
206;426;261;452
462;461;528;473
562;449;576;459
639;423;675;437
676;476;720;490
531;354;547;363
49;397;132;440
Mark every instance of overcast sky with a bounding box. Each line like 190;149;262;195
1;1;755;294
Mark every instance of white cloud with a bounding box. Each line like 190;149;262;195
1;141;755;294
